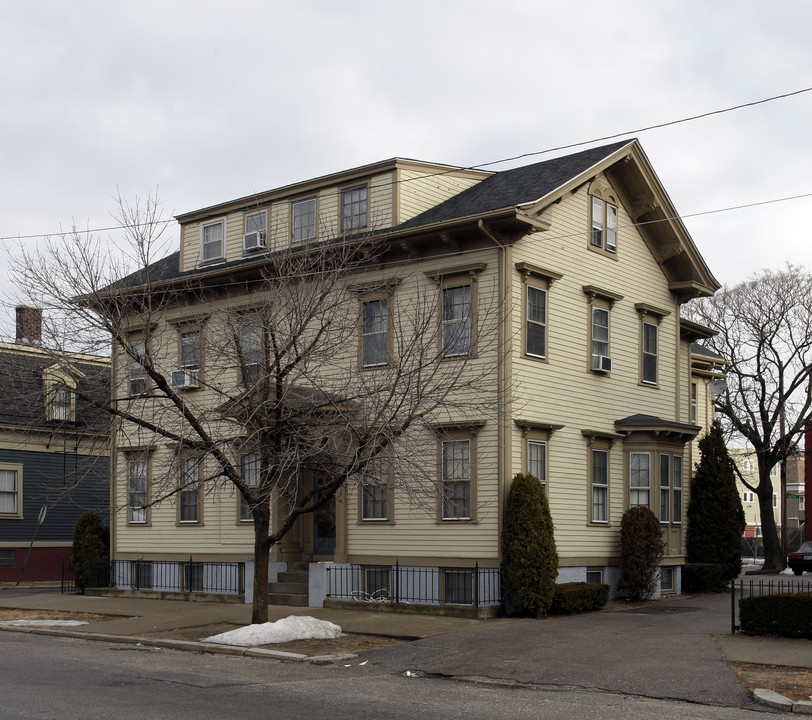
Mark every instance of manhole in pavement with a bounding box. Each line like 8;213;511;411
621;605;699;615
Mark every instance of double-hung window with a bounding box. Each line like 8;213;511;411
341;185;367;232
128;457;147;524
442;439;471;520
690;383;698;424
526;285;547;358
49;385;72;421
179;330;200;386
672;455;683;523
442;285;471;357
659;453;670;523
527;440;547;493
361;453;389;521
179;457;199;523
362;299;388;367
129;340;147;396
244;210;266;251
592;307;609;360
591;197;618;253
642;321;658;385
629;452;650;508
292;197;317;242
240;452;261;521
591;449;609;523
239;323;263;384
0;467;20;516
201;218;225;262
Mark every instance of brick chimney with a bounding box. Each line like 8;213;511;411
15;306;42;346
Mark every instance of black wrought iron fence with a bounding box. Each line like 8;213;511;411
62;558;244;596
326;561;501;607
731;578;812;633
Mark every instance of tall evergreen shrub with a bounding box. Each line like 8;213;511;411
687;420;746;582
72;512;108;592
501;473;558;616
618;506;665;600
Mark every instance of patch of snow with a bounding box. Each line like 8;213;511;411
0;619;88;627
201;615;342;647
780;568;795;575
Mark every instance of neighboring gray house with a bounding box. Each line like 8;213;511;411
0;308;109;583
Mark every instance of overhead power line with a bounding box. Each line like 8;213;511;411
2;86;812;243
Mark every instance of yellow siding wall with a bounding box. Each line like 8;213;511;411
508;181;683;560
396;168;486;224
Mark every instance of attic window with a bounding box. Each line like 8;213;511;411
591;197;617;253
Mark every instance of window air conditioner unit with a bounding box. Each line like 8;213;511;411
243;230;266;252
171;369;199;389
592;355;612;373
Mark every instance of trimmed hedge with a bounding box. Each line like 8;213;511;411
549;582;610;615
739;594;812;638
682;563;727;593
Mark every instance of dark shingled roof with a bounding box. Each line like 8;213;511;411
0;347;110;432
395;141;631;231
691;341;725;362
120;141;633;288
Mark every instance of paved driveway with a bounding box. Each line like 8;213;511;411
363;592;755;708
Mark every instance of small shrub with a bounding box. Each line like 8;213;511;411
549;582;610;614
739;594;812;638
617;506;665;601
501;473;558;616
682;563;727;593
72;512;108;592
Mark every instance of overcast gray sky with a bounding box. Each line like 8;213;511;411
2;1;811;339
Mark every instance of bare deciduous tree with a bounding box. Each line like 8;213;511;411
10;194;501;621
685;265;812;570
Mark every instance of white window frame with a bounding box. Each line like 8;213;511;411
591;197;618;253
200;218;226;263
128;457;147;524
239;323;263;385
179;457;200;524
591;448;609;523
292;197;317;242
0;466;22;517
690;383;698;425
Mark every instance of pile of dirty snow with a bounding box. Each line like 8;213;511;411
202;615;342;647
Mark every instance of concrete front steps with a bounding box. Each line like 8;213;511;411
268;562;310;606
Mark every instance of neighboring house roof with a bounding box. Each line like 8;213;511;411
0;343;110;433
691;342;725;362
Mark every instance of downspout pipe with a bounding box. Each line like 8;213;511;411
477;220;510;554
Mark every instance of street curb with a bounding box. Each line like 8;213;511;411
0;624;357;664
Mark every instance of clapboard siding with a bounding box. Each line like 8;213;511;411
0;448;108;542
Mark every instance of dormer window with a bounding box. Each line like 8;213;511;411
341;185;367;232
201;218;225;263
292;197;317;242
243;211;267;253
49;385;73;422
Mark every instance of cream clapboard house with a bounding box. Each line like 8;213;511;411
109;139;722;605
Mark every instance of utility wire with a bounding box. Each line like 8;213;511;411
3;86;812;243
